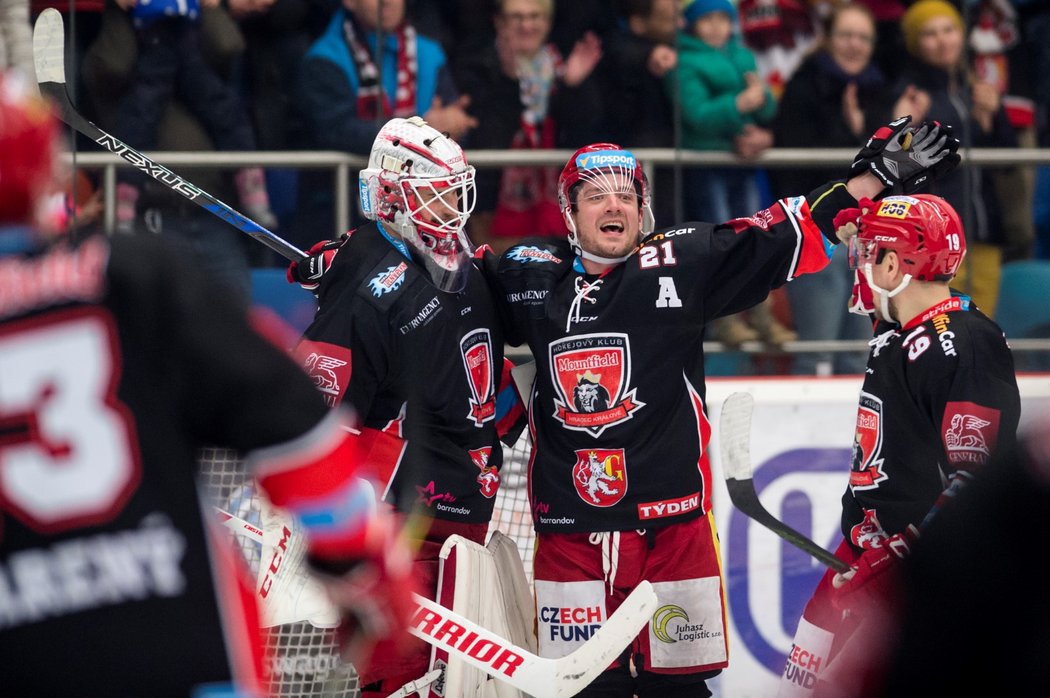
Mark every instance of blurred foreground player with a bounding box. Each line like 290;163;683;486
0;72;415;696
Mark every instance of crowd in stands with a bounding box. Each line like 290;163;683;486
12;0;1050;373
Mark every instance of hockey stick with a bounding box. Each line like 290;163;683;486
217;507;659;698
719;392;851;574
31;8;307;263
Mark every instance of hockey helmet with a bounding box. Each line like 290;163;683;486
557;143;655;263
359;116;476;292
849;194;965;282
0;72;59;225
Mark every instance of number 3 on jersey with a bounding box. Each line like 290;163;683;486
0;310;140;532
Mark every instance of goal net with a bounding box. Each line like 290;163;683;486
197;429;535;697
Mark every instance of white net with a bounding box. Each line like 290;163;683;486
196;429;535;698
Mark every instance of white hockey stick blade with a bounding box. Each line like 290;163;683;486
32;8;308;263
719;392;851;574
719;392;756;481
217;508;658;697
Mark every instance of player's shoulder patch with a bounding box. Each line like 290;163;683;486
503;243;566;266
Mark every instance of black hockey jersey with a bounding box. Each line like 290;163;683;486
296;223;514;525
0;231;336;696
488;184;858;533
841;295;1020;548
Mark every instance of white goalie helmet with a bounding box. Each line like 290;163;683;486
359;116;477;292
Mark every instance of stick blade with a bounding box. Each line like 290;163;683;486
719;391;755;482
32;8;66;86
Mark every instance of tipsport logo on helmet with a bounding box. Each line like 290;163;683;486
576;151;636;170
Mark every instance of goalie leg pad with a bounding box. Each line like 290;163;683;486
430;531;537;697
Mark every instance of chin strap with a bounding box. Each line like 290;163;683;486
863;262;913;324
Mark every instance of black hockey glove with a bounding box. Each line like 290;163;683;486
287;236;345;292
848;116;961;196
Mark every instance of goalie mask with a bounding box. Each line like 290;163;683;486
359;116;477;292
847;194;965;321
558;143;655;265
0;72;59;226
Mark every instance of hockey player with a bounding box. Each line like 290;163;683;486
481;118;960;696
0;73;415;695
778;194;1021;697
286;116;523;697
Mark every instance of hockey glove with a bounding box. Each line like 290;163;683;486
307;510;418;672
832;198;875;245
287;236;345;292
831;525;919;614
848;117;961;195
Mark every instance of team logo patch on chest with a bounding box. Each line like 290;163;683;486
572;448;627;506
461;329;496;426
849;391;886;489
548;333;644;436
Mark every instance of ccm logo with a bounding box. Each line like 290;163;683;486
411;606;525;677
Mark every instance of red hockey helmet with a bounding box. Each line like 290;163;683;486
850;194;965;282
0;72;59;224
558;143;655;259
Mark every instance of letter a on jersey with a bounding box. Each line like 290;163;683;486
655;277;682;308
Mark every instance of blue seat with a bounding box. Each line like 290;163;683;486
996;260;1050;371
249;267;317;335
996;261;1050;340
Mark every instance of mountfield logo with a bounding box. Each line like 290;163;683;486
578;151;636;169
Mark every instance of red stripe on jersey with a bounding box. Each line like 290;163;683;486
791;200;833;277
256;427;363;507
206;521;265;696
685;377;714;514
358;426;408;487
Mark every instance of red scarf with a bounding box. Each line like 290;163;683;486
343;17;418;120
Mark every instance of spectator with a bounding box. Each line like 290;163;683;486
453;0;603;254
896;0;1019;317
109;0;278;235
737;0;818;99
670;0;795;348
853;0;910;81
599;0;681;224
970;0;1037;263
773;2;900;374
80;0;257;301
290;0;474;246
548;0;618;58
0;71;415;695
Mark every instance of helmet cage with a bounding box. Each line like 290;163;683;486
847;195;965;322
358;116;476;291
558;144;655;263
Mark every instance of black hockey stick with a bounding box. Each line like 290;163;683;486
719;392;851;573
31;8;307;263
